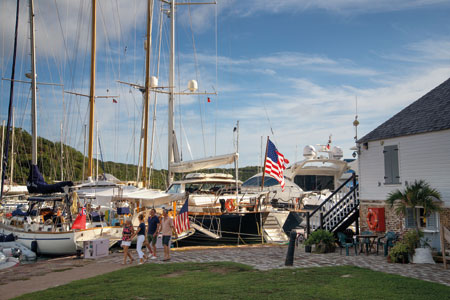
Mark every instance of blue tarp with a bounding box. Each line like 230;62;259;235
27;164;73;194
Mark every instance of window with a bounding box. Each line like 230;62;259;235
294;175;334;191
383;145;400;184
405;208;438;230
243;176;282;187
167;184;181;194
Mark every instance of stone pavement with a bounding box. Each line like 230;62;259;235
0;244;449;299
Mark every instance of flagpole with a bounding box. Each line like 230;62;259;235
260;136;269;192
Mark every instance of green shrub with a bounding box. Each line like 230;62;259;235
305;229;335;253
389;242;409;263
403;230;423;255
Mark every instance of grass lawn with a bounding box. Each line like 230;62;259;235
15;262;450;300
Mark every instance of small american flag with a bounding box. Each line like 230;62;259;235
174;199;190;234
264;139;289;191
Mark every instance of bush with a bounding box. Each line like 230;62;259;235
304;229;335;253
389;242;409;263
403;230;423;255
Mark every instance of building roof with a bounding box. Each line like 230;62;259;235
358;77;450;143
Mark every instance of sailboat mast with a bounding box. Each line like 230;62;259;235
167;0;175;186
30;0;37;165
0;121;5;182
87;0;97;179
0;0;20;199
142;0;154;188
10;108;15;183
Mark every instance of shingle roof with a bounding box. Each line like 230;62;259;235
357;77;450;143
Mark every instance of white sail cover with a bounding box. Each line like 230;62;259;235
170;153;238;173
80;186;183;207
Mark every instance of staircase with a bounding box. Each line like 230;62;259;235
263;214;289;243
306;173;359;235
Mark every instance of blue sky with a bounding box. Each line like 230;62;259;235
1;0;450;172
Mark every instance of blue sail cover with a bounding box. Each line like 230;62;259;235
27;164;73;194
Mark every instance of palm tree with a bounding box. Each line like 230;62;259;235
386;180;442;233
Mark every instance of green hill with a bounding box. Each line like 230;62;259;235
1;127;260;190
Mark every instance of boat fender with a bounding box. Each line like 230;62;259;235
31;240;38;254
366;209;378;231
225;199;235;212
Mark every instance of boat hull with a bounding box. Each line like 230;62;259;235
0;224;122;255
175;211;269;246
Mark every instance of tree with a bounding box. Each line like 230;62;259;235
386;180;442;234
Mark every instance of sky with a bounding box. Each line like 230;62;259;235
1;0;450;173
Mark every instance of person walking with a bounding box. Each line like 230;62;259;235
121;218;134;265
133;214;148;264
159;209;177;261
147;208;160;259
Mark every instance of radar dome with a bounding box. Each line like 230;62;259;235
332;146;343;160
188;80;198;92
303;145;316;159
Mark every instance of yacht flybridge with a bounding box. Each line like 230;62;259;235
285;144;352;209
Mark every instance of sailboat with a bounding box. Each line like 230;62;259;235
150;0;269;246
0;0;124;255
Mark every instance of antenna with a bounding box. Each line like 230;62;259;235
353;95;359;143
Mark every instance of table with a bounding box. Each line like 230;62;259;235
355;234;379;255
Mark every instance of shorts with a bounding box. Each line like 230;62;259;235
121;240;131;247
147;234;158;245
162;235;171;246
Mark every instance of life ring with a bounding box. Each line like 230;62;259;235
366;209;378;230
225;199;235;212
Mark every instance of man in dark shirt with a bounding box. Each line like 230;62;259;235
147;208;160;259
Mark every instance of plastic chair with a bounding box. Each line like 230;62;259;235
377;231;398;256
337;232;358;256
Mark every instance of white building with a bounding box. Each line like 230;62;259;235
357;78;450;250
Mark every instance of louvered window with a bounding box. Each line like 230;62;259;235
383;145;400;184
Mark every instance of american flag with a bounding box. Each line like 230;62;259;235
264;139;289;191
174;199;190;234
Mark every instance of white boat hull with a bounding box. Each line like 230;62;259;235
0;225;122;255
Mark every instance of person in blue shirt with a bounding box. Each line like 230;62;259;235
146;208;160;259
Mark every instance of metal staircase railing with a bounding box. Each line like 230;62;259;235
306;173;359;235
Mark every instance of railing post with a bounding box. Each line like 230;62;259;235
306;212;310;236
352;173;357;204
319;212;323;230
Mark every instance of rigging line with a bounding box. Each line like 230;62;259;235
98;0;119;82
187;2;207;157
114;0;123;79
54;0;75;88
262;100;277;143
214;0;218;156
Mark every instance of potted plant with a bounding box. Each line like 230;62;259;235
304;229;335;253
389;241;409;263
386;180;442;263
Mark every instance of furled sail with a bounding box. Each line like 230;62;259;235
170;153;238;173
27;164;73;194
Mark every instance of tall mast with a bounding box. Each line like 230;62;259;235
10;108;15;183
142;0;154;188
0;121;5;182
60;122;63;181
87;0;97;179
149;5;164;187
167;0;175;186
30;0;37;165
1;0;20;199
